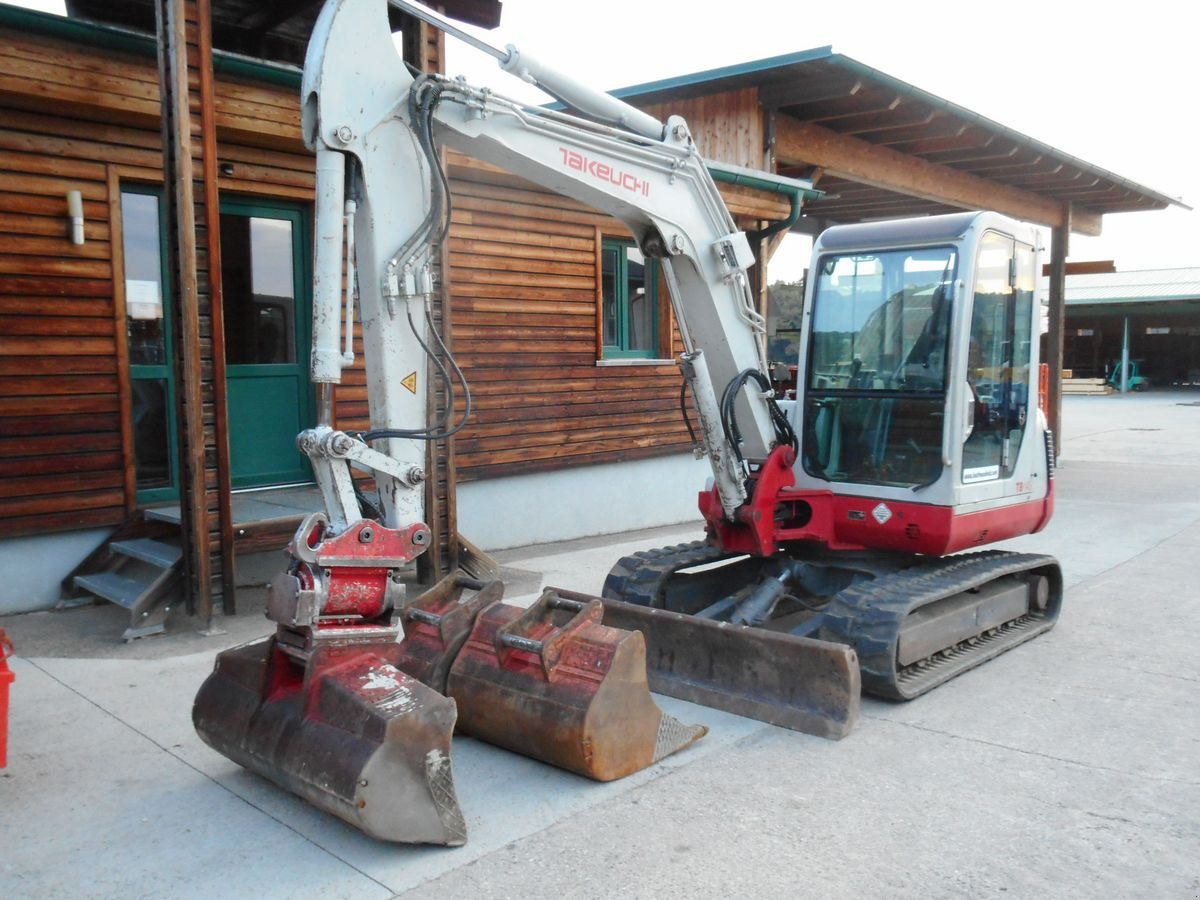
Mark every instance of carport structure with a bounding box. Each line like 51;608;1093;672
1059;268;1200;387
612;46;1189;437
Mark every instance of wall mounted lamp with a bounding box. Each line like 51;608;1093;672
66;190;84;246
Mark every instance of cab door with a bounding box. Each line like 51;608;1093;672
959;232;1037;500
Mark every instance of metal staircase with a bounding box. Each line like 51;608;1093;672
61;517;183;641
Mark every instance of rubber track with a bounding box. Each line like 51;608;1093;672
820;550;1062;700
602;541;735;608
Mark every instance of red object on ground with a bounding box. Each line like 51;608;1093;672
0;628;14;768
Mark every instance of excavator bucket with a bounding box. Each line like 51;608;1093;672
593;592;861;740
395;574;504;692
193;635;467;845
448;588;708;781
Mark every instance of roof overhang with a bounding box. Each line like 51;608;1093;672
611;48;1188;237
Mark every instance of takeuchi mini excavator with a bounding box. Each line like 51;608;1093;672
194;0;1063;846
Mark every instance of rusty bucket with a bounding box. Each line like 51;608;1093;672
447;589;707;781
396;575;504;693
193;635;467;845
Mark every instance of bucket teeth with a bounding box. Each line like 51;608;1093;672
193;636;467;845
448;588;708;781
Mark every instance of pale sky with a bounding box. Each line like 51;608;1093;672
439;0;1197;281
13;0;1195;280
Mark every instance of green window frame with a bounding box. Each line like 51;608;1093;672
120;184;180;505
601;238;660;359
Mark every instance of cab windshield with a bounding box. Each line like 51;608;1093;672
803;247;956;488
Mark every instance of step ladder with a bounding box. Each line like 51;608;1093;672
62;518;183;641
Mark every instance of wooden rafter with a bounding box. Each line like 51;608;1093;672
775;117;1098;235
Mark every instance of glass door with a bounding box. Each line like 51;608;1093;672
120;187;178;504
219;199;314;488
961;233;1035;486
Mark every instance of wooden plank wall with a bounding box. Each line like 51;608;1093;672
0;30;156;538
0;25;313;549
640;88;764;170
0;22;786;554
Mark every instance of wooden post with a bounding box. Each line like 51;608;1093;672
154;0;212;621
1046;204;1071;458
195;0;236;613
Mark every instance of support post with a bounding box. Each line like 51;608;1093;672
1121;316;1131;394
155;0;212;622
1046;206;1070;458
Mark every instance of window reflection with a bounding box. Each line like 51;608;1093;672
963;235;1033;482
121;192;166;366
132;379;170;489
221;214;296;365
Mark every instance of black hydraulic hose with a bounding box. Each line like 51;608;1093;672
720;369;799;471
351;468;383;520
680;378;699;447
362;78;472;444
361;303;472;442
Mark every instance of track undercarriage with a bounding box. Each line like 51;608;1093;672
602;541;1062;702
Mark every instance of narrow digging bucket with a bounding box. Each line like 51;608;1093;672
396;575;505;693
592;592;861;740
193;635;467;845
447;589;707;781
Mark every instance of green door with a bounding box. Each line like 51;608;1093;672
219;200;314;488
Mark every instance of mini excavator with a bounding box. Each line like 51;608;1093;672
194;0;1062;846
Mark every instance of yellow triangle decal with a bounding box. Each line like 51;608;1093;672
401;371;418;394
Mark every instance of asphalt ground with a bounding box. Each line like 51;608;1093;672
1;391;1198;898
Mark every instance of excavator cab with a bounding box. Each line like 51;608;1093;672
796;211;1045;515
604;212;1060;705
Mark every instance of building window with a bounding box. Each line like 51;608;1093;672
120;186;179;502
601;238;659;359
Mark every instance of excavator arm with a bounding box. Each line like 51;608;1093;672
301;0;792;532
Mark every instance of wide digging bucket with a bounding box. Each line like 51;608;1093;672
448;589;707;781
592;591;861;740
193;635;467;845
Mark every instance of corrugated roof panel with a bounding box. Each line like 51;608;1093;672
1037;268;1200;304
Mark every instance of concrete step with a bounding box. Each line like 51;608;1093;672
110;538;182;570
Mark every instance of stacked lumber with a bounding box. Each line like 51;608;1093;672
1062;378;1112;395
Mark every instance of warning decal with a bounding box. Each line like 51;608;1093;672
401;372;418;394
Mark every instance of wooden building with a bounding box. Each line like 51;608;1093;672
0;1;1183;625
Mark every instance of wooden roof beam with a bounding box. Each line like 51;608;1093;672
759;75;864;109
775;118;1100;235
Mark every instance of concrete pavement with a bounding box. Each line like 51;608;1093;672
1;391;1198;898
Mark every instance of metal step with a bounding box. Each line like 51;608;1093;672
143;505;182;525
73;572;155;610
110;538;182;569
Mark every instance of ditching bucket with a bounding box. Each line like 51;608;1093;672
193;636;467;845
448;589;707;781
594;592;861;740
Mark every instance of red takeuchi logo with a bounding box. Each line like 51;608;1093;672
560;148;650;196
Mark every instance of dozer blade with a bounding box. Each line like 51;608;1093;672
448;588;708;781
593;591;860;740
193;635;467;846
396;574;504;692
